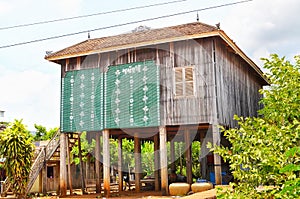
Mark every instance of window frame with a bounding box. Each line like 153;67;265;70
174;66;195;98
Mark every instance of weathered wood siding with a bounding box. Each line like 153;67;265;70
60;37;265;128
160;39;216;125
214;38;265;127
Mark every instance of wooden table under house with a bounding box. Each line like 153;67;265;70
45;22;268;197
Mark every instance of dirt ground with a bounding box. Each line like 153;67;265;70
57;189;216;199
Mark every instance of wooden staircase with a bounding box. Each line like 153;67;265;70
25;130;61;194
1;131;81;197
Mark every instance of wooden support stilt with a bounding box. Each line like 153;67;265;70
78;132;86;194
212;124;222;185
154;134;160;191
134;135;141;193
103;129;110;197
66;135;73;195
184;128;192;184
170;139;176;172
95;133;101;193
200;132;207;179
159;126;168;195
42;164;47;194
59;133;67;196
57;162;60;195
118;137;123;192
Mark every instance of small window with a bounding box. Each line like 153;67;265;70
174;66;195;97
47;166;54;178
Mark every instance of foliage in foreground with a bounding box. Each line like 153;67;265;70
211;54;300;198
0;119;34;198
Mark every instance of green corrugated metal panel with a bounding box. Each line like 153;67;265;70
61;68;103;132
60;61;160;132
105;60;160;129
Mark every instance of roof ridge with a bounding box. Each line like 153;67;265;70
45;21;218;60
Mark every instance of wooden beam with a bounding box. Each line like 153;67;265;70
59;133;67;196
77;133;86;194
134;135;141;193
95;133;101;193
170;139;176;172
212;124;222;185
42;164;47;194
66;135;73;195
200;132;207;179
159;126;168;195
184;128;192;184
118;137;123;192
103;129;110;197
154;134;160;191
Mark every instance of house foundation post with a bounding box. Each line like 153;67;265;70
154;133;160;191
59;133;67;196
159;126;168;195
134;135;141;193
184;128;192;184
118;137;123;192
212;124;222;185
103;129;110;197
95;133;101;193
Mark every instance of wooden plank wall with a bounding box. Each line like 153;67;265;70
60;37;264;128
214;37;264;127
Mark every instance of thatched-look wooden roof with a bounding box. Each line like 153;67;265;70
45;22;267;82
45;22;217;60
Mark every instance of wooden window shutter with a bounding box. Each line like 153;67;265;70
185;67;194;96
175;68;184;97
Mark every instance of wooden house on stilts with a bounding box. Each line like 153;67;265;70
45;22;268;197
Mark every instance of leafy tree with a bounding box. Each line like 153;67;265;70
33;124;46;141
71;132;96;164
0;119;34;198
33;124;58;141
210;54;300;198
141;141;154;177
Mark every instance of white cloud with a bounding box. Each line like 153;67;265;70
221;0;300;65
0;69;60;130
0;1;12;14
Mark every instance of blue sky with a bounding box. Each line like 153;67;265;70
0;0;299;130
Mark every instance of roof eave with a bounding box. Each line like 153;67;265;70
45;31;220;61
45;30;269;85
218;31;269;85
